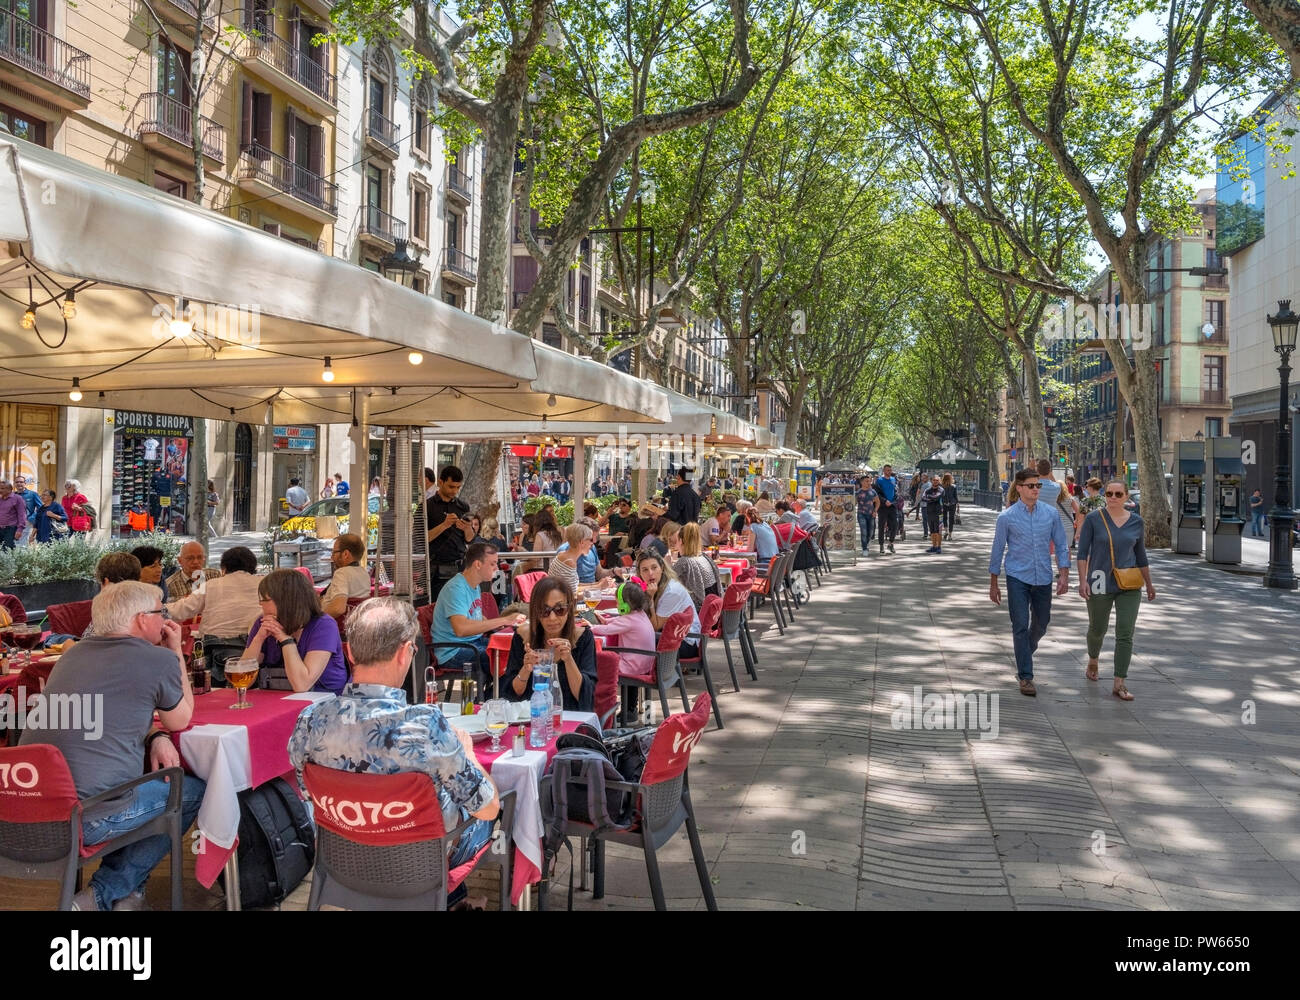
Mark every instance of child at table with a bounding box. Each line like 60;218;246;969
589;583;655;682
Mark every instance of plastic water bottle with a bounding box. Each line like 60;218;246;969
550;671;564;738
529;683;551;748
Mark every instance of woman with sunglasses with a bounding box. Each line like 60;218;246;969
1076;479;1156;701
502;576;597;711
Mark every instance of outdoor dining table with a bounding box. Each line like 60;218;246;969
170;687;333;909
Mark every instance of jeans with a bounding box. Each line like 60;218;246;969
857;513;874;551
1006;575;1053;680
1252;511;1265;536
446;815;496;907
877;504;897;547
0;525;15;549
1085;590;1141;678
436;636;491;697
80;773;207;910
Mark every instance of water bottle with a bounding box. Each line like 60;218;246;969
529;683;551;748
550;671;564;738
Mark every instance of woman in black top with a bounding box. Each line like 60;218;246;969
501;576;596;711
940;473;959;540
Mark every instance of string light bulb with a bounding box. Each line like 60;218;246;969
170;299;192;338
541;414;548;428
21;302;36;329
321;357;335;383
546;393;557;407
68;378;82;402
62;290;77;320
408;351;423;365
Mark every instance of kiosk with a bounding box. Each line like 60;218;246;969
1172;441;1205;555
1204;436;1245;565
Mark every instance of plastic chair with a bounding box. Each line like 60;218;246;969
540;694;716;911
717;578;756;685
615;608;694;725
594;645;621;728
750;555;786;634
45;600;92;638
303;763;516;911
677;595;725;730
817;523;834;573
0;593;27;624
513;571;546;603
0;744;186;910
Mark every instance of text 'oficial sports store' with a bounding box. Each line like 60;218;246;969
110;410;195;534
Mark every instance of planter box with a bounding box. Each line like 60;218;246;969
4;579;100;619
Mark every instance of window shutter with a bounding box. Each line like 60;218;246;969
285;108;297;163
241;82;253;150
254;92;272;151
308;123;323;176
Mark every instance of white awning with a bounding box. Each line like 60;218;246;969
0;135;669;425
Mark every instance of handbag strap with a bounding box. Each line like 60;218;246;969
1100;509;1119;571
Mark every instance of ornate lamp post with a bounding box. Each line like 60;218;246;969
380;239;421;288
1264;300;1298;590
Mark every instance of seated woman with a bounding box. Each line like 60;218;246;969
754;491;776;515
673;522;722;608
131;545;168;601
742;507;780;561
501;577;597;711
635;551;700;659
637;517;670;559
549;522;586;596
242;568;348;695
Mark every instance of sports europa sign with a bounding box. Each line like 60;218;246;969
112;410;194;438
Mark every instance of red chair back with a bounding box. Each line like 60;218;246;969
656;609;694;653
46;600;92;638
697;595;723;638
0;593;27;625
0;744;80;824
481;591;500;620
417;604;435;646
513;571;546;603
303;763;446;846
295;566;315;585
720;580;750;611
640;694;711;785
594;648;620;725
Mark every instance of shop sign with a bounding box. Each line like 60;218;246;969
274;426;318;451
112;411;194;438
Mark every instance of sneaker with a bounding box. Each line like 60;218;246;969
1018;678;1036;697
70;887;100;911
888;544;894;553
934;547;941;554
878;547;884;555
112;890;149;912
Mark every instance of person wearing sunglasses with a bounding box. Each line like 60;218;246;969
988;467;1071;697
1076;479;1155;701
502;577;597;711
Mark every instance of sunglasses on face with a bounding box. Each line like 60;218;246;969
539;603;568;619
1021;482;1042;489
1104;491;1126;498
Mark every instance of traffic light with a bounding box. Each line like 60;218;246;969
1057;446;1068;466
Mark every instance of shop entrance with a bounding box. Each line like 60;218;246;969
232;423;253;531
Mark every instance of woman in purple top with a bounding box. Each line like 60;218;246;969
242;569;348;695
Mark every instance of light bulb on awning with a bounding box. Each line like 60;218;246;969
322;357;335;383
68;378;82;402
408;351;423;365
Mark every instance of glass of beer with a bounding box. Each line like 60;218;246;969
583;587;601;612
226;657;260;709
484;698;509;752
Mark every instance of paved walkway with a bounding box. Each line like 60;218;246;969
571;506;1300;910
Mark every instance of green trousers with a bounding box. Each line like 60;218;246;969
1085;589;1142;678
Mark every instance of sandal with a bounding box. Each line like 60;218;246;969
1085;660;1099;682
1112;685;1134;701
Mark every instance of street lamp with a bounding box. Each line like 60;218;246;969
1264;299;1298;590
380;239;421;288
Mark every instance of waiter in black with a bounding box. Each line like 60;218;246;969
665;466;702;526
426;464;474;602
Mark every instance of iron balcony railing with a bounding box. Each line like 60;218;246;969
247;31;335;105
447;164;473;200
138;92;225;162
0;11;91;98
361;204;405;244
442;246;477;282
239;143;338;216
367;106;397;149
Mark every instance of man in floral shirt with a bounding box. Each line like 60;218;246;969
289;598;499;905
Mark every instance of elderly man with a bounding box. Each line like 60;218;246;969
11;475;38;547
284;477;309;517
166;540;220;602
0;480;26;550
320;533;372;618
289;597;500;908
22;581;203;910
166;546;263;682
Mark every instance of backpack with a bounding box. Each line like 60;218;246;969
219;777;315;909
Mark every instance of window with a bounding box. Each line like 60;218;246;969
1202;355;1225;403
513;255;538;305
158;39;191;104
412;275;428;295
245;0;272;35
240;84;272;153
362;259;381;273
443;289;460;308
0;104;46;146
365;164;384;232
412;81;433;157
1205;300;1226;340
154;172;187;199
1205;418;1223;438
298;17;325;68
446;212;461;249
542;323;562;349
411;183;429;243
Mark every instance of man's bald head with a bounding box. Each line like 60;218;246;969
178;541;207;575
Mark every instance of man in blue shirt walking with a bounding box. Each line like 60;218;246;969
988;467;1070;696
874;465;899;554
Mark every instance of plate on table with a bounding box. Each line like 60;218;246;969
445;712;490;741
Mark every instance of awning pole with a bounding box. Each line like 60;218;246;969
349;389;370;576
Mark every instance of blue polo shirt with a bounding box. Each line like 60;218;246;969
556;542;599;584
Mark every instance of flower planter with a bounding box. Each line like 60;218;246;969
3;579;100;619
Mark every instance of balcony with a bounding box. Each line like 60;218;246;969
238;144;338;223
441;246;477;285
447;164;473;204
155;0;218;32
136;93;225;166
0;11;90;108
1201;388;1225;405
365;106;398;158
358;204;405;251
243;32;336;117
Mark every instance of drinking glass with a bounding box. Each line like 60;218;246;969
583;588;601;612
225;657;260;709
532;649;554;690
484;699;509;752
11;625;41;669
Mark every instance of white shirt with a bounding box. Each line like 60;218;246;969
166;571;264;639
654;578;700;638
142;437;161;460
321;563;371;608
285;485;309;514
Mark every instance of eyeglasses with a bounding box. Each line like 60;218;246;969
1104;491;1126;498
139;608;172;620
539;603;569;619
1020;482;1042;489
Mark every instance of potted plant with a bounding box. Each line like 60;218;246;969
0;532;185;616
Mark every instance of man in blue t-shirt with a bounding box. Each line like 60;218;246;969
874;465;900;554
432;542;525;698
333;473;349;496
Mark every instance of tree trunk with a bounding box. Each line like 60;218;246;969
191;12;206;204
1015;339;1049;458
784;375;808;451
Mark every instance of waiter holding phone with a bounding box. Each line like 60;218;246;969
426;465;474;602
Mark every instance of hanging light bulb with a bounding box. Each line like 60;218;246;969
541;414;548;428
321;357;335;382
170;299;192;338
546;393;557;407
408;351;423;365
62;290;77;320
21;302;36;329
68;377;82;402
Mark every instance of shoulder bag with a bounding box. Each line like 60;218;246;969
1100;511;1144;591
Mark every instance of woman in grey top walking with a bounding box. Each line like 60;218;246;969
1076;479;1156;701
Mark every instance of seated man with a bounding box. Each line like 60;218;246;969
79;551;143;638
166;546;264;683
21;581;203;911
289;598;500;907
432;542;525;697
165;541;220;602
320;533;372;618
773;500;797;524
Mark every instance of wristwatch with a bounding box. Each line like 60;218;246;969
145;729;170;750
278;637;296;648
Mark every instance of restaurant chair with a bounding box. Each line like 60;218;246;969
677;596;725;730
303;763;516;911
0;593;28;624
539;694;716;911
430;641;486;706
45;600;92;639
731;567;760;669
593;643;622;729
717;579;756;685
513;571;546;604
615;609;694;725
817;524;834;574
0;744;186;911
749;556;786;635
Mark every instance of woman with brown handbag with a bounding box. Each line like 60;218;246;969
1076;479;1156;700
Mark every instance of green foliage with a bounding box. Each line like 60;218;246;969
522;496;574;526
0;532;190;585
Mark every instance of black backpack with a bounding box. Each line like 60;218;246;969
219;777;315;909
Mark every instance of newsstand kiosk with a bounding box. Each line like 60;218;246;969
1204;436;1245;565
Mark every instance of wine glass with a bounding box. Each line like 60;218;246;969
11;625;41;669
225;657;260;710
583;587;601;612
484;699;509;752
